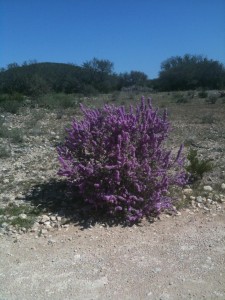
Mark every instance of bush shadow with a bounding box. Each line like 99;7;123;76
23;178;145;229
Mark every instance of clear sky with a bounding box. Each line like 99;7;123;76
1;0;225;78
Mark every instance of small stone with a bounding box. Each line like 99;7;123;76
3;179;9;184
0;222;8;228
203;206;210;211
48;239;56;245
183;188;193;196
203;185;213;192
207;199;213;205
190;196;196;201
221;183;225;190
19;213;27;219
208;193;213;199
56;216;62;222
50;216;56;221
191;200;196;207
196;196;203;203
213;194;220;202
16;193;24;200
40;215;50;223
62;224;69;228
44;221;51;226
219;195;225;203
41;229;48;235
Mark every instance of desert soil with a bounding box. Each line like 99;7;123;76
1;207;225;300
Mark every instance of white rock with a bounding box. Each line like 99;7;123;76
221;183;225;190
19;213;27;219
62;224;69;228
196;196;203;203
40;215;50;223
16;193;24;200
44;221;51;226
41;229;48;235
191;200;196;207
203;185;213;192
0;222;8;228
190;196;196;201
183;188;193;196
207;199;213;204
3;179;9;184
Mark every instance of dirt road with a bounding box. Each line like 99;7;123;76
0;208;225;300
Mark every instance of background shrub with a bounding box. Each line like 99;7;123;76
36;93;78;109
186;148;213;182
198;91;208;98
205;94;218;104
57;97;187;223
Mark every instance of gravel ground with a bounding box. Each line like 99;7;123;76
1;94;225;299
1;207;225;300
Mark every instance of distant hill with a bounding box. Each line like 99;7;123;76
0;62;94;95
0;59;152;96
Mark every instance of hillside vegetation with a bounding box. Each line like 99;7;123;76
0;55;224;97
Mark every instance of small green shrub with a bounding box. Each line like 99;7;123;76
0;100;22;114
0;146;10;158
0;126;23;143
0;203;42;230
205;94;218;104
186;148;213;181
198;91;208;98
8;128;24;143
176;97;189;104
0;93;24;114
201;114;215;124
36;93;78;109
0;124;9;138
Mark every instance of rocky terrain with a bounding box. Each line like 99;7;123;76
0;92;225;299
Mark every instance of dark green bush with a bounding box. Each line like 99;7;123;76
0;92;24;114
198;91;208;98
201;114;215;124
186;148;213;181
35;93;78;109
205;94;218;104
176;97;189;104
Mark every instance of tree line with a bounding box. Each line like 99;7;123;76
0;55;224;96
0;58;150;96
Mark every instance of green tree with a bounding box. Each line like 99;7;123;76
119;71;149;88
159;54;225;90
82;58;116;92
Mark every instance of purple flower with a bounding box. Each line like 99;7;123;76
57;97;187;223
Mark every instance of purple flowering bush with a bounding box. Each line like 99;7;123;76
57;97;187;223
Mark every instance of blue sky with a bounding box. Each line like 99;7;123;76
1;0;225;78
